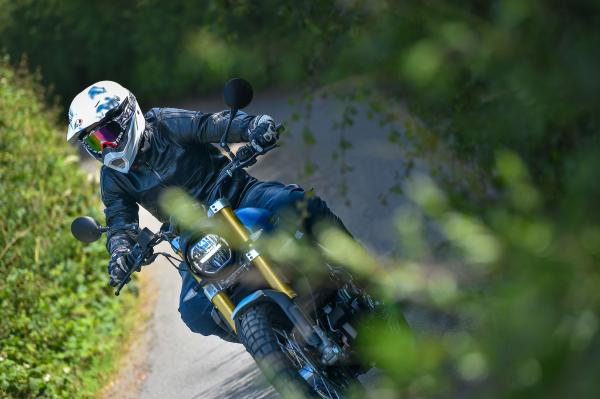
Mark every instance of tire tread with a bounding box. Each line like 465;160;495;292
237;303;317;398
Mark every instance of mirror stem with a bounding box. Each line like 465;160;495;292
219;108;238;160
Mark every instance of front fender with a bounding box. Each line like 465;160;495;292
232;289;321;347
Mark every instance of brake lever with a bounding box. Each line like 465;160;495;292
260;142;278;154
236;142;277;168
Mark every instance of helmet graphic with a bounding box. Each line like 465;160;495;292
67;81;145;173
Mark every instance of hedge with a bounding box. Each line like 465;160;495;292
0;60;134;398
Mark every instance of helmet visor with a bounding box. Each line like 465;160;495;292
82;122;123;156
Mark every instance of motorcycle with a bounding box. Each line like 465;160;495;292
71;78;400;398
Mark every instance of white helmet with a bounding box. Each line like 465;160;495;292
67;80;145;173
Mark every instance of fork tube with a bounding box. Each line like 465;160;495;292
252;255;297;299
211;291;237;332
211;199;297;299
191;271;237;331
220;207;251;242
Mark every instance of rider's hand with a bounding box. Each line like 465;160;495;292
107;248;133;287
248;115;278;151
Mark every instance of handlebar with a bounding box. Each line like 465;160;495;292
215;123;283;186
113;124;283;295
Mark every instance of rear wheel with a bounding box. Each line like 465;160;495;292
237;303;361;398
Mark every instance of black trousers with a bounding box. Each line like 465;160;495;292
177;180;348;338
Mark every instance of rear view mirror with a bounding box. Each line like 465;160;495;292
223;78;253;110
219;78;254;159
71;216;103;243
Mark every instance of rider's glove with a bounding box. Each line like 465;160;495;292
247;115;278;152
107;247;132;287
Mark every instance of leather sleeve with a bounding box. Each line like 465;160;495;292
100;166;139;255
154;108;255;144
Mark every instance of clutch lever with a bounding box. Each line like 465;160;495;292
114;229;162;296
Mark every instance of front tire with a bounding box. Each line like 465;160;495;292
237;303;359;398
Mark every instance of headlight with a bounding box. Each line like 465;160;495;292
187;234;232;276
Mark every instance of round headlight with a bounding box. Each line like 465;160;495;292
187;234;232;276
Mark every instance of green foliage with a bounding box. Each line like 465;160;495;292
160;162;599;398
250;168;599;398
2;0;599;201
0;0;361;107
385;167;600;398
0;60;133;398
0;0;202;104
2;1;600;397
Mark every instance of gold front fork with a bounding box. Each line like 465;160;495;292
190;272;237;332
214;199;297;299
193;198;298;334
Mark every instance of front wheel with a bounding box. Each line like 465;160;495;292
237;303;362;398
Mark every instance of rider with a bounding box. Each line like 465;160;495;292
66;81;349;338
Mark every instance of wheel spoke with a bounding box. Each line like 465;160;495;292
273;328;347;398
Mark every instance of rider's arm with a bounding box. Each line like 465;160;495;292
152;108;255;144
100;167;139;254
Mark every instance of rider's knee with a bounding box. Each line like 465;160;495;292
272;184;305;211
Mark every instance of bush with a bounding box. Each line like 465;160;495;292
0;0;358;107
0;0;255;106
0;60;133;398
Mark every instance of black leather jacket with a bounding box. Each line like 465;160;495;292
102;107;259;255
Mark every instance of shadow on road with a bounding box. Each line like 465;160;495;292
191;362;277;399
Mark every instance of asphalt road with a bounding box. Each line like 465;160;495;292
126;89;411;399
